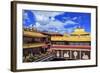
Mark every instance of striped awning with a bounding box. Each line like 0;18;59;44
50;45;91;49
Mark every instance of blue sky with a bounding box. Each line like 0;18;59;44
23;10;91;34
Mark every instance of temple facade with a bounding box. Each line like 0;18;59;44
50;28;91;60
23;28;51;62
23;27;91;62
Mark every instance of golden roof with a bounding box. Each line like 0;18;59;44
71;28;89;35
51;36;90;41
23;30;47;38
41;32;63;36
51;28;91;41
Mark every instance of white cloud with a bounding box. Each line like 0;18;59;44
35;14;50;25
50;17;55;21
64;20;78;25
32;11;64;17
31;11;64;25
48;20;64;29
35;22;41;27
30;11;79;34
34;19;78;34
23;12;28;19
34;20;64;32
72;17;78;20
